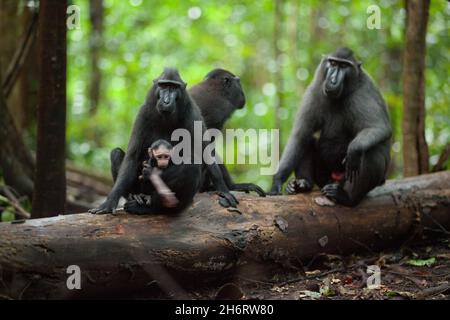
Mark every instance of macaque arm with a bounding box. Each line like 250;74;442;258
150;168;179;207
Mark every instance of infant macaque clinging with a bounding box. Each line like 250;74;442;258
139;139;179;208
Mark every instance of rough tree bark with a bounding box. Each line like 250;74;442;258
402;0;430;176
32;0;67;218
0;172;449;299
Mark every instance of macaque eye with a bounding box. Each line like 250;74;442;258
158;83;174;90
223;77;231;85
329;60;337;67
340;63;348;68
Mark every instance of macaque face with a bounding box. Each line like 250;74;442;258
151;146;171;169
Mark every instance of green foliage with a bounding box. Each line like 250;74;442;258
1;207;15;222
0;195;15;222
67;0;450;188
407;257;436;267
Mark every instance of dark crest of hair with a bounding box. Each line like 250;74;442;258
205;68;235;80
151;139;173;150
333;47;354;60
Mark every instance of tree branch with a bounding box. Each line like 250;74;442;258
0;171;449;299
2;12;38;98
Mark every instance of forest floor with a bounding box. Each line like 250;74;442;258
188;239;450;300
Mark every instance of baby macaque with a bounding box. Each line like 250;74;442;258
139;139;179;208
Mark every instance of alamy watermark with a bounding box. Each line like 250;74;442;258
67;5;81;30
171;121;279;175
366;265;381;289
367;5;381;29
66;265;81;290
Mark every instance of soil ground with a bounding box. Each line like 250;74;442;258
188;239;450;300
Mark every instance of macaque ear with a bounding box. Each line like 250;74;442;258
148;148;154;158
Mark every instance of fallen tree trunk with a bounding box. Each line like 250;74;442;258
0;172;449;299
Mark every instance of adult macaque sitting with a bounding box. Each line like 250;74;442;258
138;139;179;208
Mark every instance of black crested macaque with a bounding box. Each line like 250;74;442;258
189;69;266;197
270;48;391;206
89;68;237;214
190;69;245;130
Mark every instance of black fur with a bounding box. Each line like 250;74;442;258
90;68;239;214
89;68;203;214
190;69;245;129
189;69;265;197
270;48;391;206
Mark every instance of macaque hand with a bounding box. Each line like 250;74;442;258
343;147;362;184
160;192;179;208
142;167;152;180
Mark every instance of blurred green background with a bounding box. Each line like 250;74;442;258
67;0;449;190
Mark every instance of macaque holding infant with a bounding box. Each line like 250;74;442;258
138;139;179;208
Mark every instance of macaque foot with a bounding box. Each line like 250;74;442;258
124;199;152;215
267;181;282;196
88;200;117;214
217;191;239;208
321;183;354;206
285;178;313;194
232;183;266;197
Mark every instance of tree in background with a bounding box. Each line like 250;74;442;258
0;1;38;199
0;67;35;198
402;0;430;176
273;0;284;142
88;0;103;116
32;0;67;218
